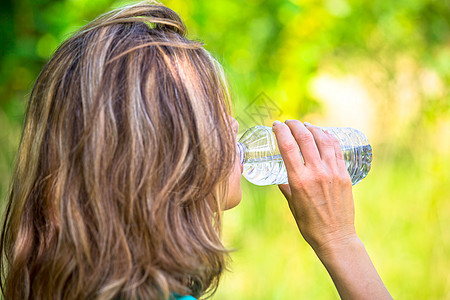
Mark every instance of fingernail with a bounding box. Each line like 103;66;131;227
273;120;282;127
304;122;312;126
285;119;293;123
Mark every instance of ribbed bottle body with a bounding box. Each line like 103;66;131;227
237;125;372;186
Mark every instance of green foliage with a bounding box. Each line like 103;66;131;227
0;0;449;298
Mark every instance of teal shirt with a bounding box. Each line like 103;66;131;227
172;294;197;300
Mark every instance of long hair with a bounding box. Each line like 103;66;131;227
0;1;237;299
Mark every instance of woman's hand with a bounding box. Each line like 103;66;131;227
273;120;392;300
272;119;357;253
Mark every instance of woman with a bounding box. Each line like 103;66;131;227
0;1;391;299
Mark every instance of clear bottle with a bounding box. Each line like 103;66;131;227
237;125;372;186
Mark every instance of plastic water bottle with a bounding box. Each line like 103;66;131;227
237;125;372;186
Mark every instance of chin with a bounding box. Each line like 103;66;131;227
224;191;242;210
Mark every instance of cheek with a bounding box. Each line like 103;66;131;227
225;157;242;210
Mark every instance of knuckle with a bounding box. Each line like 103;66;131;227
318;136;334;148
343;175;352;186
338;173;352;186
335;150;345;161
330;168;340;178
282;142;299;154
288;174;304;190
328;135;341;145
297;132;315;144
312;168;331;183
328;134;339;142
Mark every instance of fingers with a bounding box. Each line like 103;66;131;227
273;119;349;185
273;120;306;175
284;120;321;167
303;122;337;168
325;130;348;172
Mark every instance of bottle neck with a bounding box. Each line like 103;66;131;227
237;141;246;165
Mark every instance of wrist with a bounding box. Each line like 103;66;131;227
313;234;363;262
312;235;393;300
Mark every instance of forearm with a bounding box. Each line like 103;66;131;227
315;237;392;300
272;121;392;299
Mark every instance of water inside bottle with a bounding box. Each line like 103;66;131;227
243;154;288;185
238;125;372;186
242;144;371;186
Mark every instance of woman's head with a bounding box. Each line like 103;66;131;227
0;1;240;299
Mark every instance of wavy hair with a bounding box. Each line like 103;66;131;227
0;1;237;299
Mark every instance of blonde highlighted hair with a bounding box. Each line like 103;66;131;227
0;1;236;299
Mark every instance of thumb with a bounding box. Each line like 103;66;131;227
278;184;292;200
278;184;298;219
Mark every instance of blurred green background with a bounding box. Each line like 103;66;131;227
1;0;449;298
